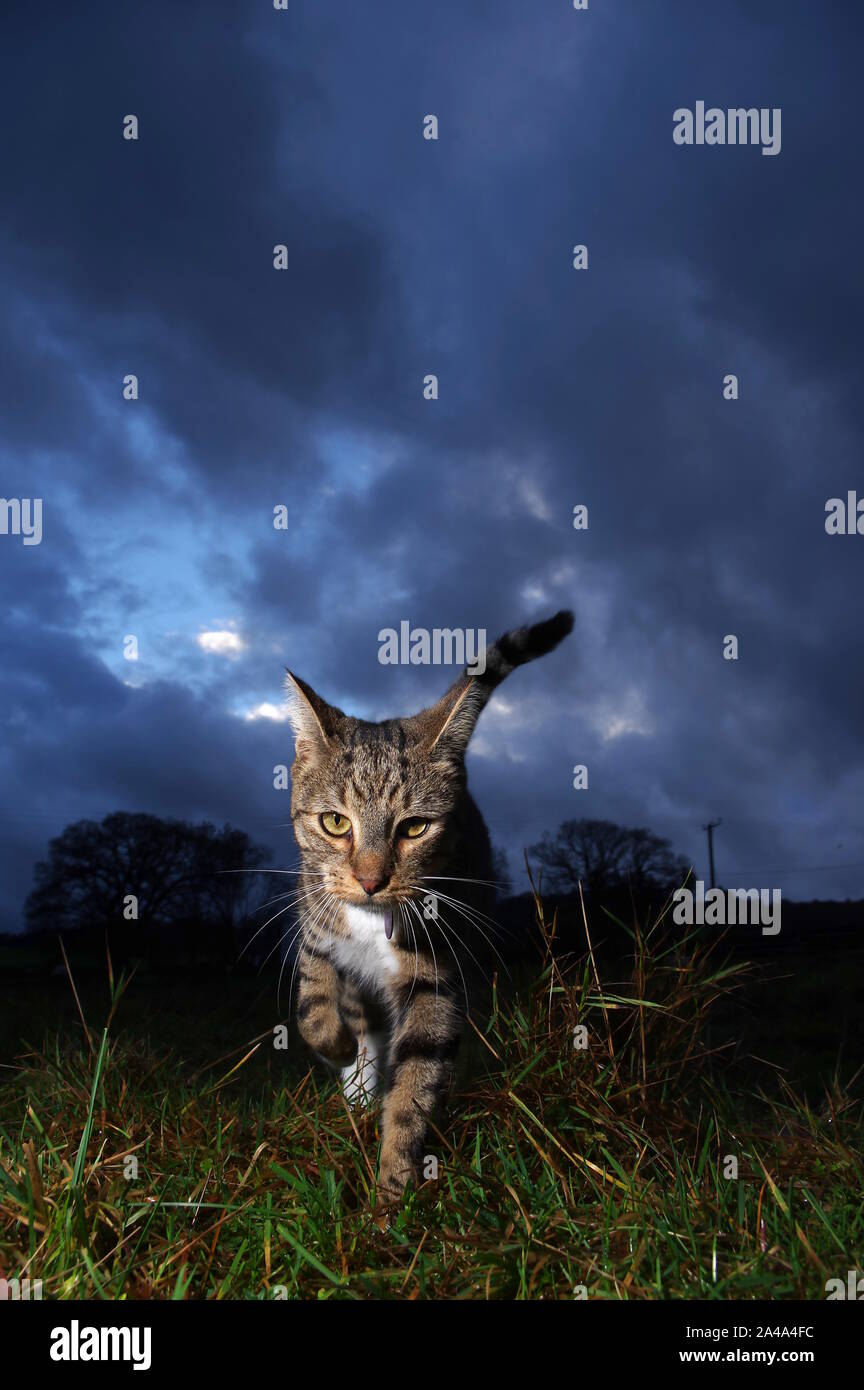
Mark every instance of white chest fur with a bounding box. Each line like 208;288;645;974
331;903;400;994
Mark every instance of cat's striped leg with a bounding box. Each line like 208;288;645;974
295;941;357;1066
377;985;463;1211
341;1032;387;1106
338;977;386;1106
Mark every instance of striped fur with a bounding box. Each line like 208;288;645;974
285;610;573;1214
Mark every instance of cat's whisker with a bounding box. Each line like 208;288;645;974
409;884;512;979
220;867;331;881
404;897;439;1001
401;903;421;1006
253;880;337;919
260;918;307;980
405;899;443;1003
417;902;472;1011
441;910;512;980
270;893;332;968
235;897;308;966
255;881;328;912
255;887;331;974
317;896;342;977
229;875;330;966
283;893;337;1014
273;911;318;1000
423;886;520;959
422;875;510;891
422;885;519;941
255;884;329;941
434;907;511;983
425;900;491;992
256;891;309;913
247;905;305;970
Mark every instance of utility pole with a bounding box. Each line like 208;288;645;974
702;818;722;890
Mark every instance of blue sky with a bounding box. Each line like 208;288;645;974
1;0;863;928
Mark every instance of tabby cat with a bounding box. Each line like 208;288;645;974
285;609;573;1213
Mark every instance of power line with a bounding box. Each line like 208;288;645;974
718;861;864;876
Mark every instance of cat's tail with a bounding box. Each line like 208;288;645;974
419;609;574;754
476;609;574;691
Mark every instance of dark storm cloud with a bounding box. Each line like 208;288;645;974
1;0;863;926
0;1;399;503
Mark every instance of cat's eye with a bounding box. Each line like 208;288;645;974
401;819;429;839
321;812;352;837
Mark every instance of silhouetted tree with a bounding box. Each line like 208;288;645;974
528;818;689;898
25;812;271;935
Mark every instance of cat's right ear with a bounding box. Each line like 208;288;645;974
283;671;339;756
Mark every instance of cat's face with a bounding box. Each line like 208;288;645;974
290;717;465;908
284;612;574;915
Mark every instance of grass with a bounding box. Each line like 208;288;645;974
0;891;861;1300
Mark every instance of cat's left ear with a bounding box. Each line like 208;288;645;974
411;676;485;759
410;609;575;757
284;671;343;753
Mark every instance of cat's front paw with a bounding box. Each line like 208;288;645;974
299;1012;357;1066
375;1154;415;1219
373;1186;401;1231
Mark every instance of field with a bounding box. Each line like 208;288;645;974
0;899;862;1300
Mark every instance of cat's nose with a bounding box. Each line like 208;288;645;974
356;875;389;896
